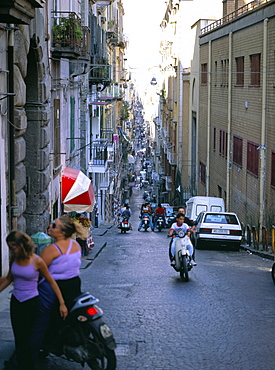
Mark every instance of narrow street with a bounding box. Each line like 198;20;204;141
80;185;275;370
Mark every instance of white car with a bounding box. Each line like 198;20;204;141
194;211;243;250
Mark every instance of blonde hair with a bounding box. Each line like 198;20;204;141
59;215;89;240
6;230;34;259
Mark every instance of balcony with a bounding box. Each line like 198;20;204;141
167;149;177;166
0;0;44;24
89;139;109;174
51;12;90;60
89;64;111;85
98;84;124;101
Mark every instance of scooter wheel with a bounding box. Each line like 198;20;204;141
87;346;116;370
180;256;189;282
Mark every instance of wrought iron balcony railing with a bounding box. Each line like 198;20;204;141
89;64;111;85
52;12;90;59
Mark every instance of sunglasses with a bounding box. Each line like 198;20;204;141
51;220;57;229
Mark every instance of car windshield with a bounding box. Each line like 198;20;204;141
204;214;239;225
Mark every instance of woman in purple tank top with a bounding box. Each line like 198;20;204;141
0;231;68;370
31;215;88;362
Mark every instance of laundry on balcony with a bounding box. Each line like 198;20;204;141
61;167;95;212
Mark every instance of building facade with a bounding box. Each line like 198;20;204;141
198;0;275;230
0;0;129;275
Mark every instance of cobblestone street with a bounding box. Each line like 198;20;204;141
80;187;275;370
0;185;275;369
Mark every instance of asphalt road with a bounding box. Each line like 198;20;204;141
80;187;275;370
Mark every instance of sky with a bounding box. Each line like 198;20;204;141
123;0;167;71
122;0;222;70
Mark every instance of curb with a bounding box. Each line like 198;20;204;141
80;242;107;270
240;244;274;261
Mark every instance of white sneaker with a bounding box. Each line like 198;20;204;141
190;260;197;266
170;260;176;266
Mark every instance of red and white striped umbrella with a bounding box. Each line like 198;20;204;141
61;167;95;212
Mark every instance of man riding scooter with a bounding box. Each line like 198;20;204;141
138;202;154;231
153;203;166;230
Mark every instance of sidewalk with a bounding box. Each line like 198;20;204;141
240;243;274;261
80;222;114;269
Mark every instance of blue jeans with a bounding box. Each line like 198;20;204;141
138;215;154;230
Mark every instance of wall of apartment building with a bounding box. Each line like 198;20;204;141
197;43;209;197
199;3;275;226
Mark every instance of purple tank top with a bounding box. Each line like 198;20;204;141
48;239;81;280
11;256;39;302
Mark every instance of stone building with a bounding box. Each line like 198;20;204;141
198;0;275;230
0;0;127;275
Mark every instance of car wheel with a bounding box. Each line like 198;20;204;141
196;239;204;250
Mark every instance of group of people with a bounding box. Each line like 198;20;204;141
0;216;88;369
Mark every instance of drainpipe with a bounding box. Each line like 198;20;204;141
226;32;233;211
259;18;268;239
206;41;211;196
8;25;17;230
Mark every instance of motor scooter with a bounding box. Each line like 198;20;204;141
272;262;275;284
41;292;117;369
155;215;165;232
140;214;150;231
118;216;131;233
169;230;194;282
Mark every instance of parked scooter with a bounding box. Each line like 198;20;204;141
272;262;275;284
42;292;117;369
155;215;165;232
169;230;194;282
118;216;132;233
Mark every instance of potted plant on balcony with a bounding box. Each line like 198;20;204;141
52;17;83;47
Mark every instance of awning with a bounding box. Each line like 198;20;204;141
61;167;95;212
89;101;111;105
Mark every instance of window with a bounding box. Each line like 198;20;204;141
236;56;244;86
214;61;217;87
247;141;259;176
213;127;216;151
53;99;60;169
201;63;207;85
271;152;275;187
233;135;243;166
250;54;260;86
219;130;228;157
199;161;206;185
221;59;228;86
